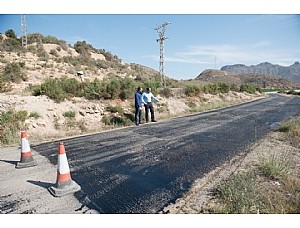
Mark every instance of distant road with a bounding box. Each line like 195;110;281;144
32;94;300;213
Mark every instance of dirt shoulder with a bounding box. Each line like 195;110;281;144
162;131;300;213
0;146;98;214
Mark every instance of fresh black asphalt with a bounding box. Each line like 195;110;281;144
32;94;300;213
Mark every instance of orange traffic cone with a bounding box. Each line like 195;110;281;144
48;142;81;197
16;131;37;169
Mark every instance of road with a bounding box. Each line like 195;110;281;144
2;94;300;214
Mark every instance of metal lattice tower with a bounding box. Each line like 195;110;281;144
21;15;27;49
214;56;217;69
155;22;170;87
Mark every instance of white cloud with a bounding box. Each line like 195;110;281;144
165;56;212;64
164;43;300;67
253;15;300;28
251;41;271;48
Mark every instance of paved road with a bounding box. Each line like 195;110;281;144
14;94;300;213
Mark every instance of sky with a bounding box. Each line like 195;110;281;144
1;1;300;81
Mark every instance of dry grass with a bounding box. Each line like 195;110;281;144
164;115;300;214
204;116;300;214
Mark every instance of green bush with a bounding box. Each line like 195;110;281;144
119;77;136;100
258;152;291;180
159;87;173;98
27;45;37;54
105;105;124;114
215;172;262;213
31;77;82;102
278;116;300;137
240;84;256;94
27;33;44;44
0;108;28;145
104;76;121;99
29;73;161;102
1;62;27;83
43;35;59;44
29;112;41;119
95;59;110;69
0;77;12;92
101;114;133;127
5;29;17;39
60;77;82;97
185;84;201;96
58;41;69;51
30;84;42;96
202;83;230;94
39;78;67;103
83;79;104;100
2;38;22;52
143;80;160;94
49;49;59;57
101;115;111;125
74;40;92;57
37;49;49;62
63;110;76;118
230;84;240;92
58;55;96;69
218;83;230;93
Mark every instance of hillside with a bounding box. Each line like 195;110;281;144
221;62;300;83
0;33;164;92
195;69;242;85
0;31;266;144
196;69;300;89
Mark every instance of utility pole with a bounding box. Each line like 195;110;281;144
155;22;170;88
214;56;217;70
21;14;27;49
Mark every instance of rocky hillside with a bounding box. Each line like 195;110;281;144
196;69;300;89
0;31;266;145
0;32;163;91
195;69;242;85
221;62;300;83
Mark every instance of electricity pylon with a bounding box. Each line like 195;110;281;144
155;22;170;87
21;15;27;49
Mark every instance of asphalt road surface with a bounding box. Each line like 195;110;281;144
31;94;300;213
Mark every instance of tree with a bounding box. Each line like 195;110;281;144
74;41;91;58
5;29;17;39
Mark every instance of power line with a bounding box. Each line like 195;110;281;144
154;22;170;88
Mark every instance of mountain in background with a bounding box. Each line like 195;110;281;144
220;62;300;83
195;69;300;89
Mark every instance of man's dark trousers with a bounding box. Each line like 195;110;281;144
144;102;155;122
135;107;142;125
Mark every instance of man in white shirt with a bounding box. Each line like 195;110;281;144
142;87;159;123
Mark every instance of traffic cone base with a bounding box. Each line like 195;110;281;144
16;159;37;169
48;142;81;197
48;179;81;197
16;131;37;169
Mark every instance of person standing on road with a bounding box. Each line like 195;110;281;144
134;86;143;126
142;87;159;123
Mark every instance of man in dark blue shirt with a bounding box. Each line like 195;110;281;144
134;87;143;126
